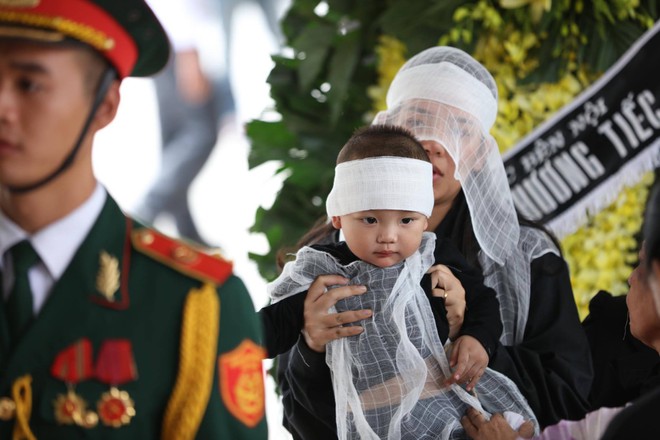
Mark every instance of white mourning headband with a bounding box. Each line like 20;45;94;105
326;157;433;218
387;62;497;132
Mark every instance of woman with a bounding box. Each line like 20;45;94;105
599;179;660;439
277;47;593;438
461;179;660;440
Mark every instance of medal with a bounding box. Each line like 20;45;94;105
53;390;98;427
50;339;97;426
94;340;138;427
97;387;135;427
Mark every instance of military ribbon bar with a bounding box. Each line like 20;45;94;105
94;339;137;427
50;338;97;427
94;339;137;385
50;338;93;384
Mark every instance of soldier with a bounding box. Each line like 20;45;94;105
0;1;268;438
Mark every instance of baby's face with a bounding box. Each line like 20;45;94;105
332;209;428;268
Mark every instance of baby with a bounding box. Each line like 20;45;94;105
263;125;538;439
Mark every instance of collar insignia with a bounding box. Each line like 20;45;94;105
96;251;120;302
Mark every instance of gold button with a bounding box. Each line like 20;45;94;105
172;245;199;264
0;397;16;421
139;230;155;245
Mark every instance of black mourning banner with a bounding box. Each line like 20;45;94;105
502;20;660;237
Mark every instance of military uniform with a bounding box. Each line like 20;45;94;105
0;0;267;438
0;196;268;439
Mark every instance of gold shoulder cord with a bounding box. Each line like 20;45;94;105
12;375;36;440
162;283;220;440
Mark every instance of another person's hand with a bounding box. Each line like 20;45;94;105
427;264;466;339
302;274;372;353
461;407;535;440
444;335;489;391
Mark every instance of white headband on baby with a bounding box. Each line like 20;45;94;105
326;157;434;218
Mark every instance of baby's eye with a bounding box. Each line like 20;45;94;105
401;218;414;225
362;217;377;225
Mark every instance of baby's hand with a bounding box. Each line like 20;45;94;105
426;264;466;338
444;335;489;391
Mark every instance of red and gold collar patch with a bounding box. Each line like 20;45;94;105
218;339;266;428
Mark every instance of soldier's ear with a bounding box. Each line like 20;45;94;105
91;80;121;132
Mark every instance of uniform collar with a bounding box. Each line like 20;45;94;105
0;211;27;263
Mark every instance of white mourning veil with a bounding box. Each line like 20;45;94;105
373;46;559;345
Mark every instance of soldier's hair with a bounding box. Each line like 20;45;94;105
68;40;115;96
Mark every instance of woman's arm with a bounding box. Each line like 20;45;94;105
258;292;306;358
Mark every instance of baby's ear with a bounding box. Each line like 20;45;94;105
331;216;342;230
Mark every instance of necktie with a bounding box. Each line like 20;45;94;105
6;240;40;343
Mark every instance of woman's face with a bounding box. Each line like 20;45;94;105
419;139;462;207
627;246;660;348
383;99;485;206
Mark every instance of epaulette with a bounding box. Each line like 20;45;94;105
131;228;233;286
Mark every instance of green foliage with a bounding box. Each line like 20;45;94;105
246;0;387;279
246;0;659;280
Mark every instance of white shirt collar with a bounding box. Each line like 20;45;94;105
0;212;27;261
0;184;107;279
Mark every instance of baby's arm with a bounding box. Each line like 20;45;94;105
442;263;500;391
432;239;502;359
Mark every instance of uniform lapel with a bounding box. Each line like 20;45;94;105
0;272;9;367
0;196;129;387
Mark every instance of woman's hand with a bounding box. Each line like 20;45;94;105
461;407;535;440
302;274;372;353
427;264;466;339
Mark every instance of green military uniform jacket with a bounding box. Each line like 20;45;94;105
0;196;268;439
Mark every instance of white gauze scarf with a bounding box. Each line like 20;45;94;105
269;157;538;439
374;47;559;345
